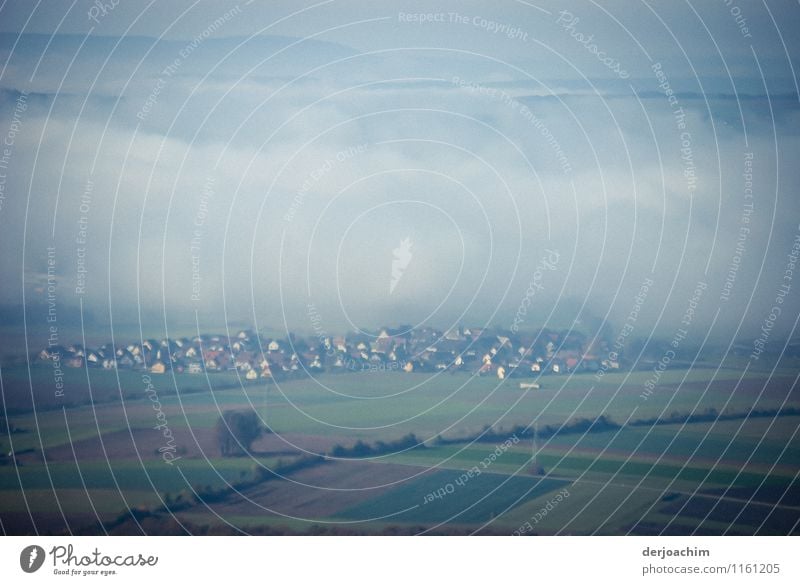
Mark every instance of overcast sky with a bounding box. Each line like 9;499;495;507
0;0;799;351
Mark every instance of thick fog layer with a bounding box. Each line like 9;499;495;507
0;0;798;351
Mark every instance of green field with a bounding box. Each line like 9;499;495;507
337;469;569;525
1;365;799;535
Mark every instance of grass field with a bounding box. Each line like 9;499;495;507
1;364;799;535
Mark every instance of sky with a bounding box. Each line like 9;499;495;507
0;0;799;352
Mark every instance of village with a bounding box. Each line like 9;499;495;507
37;326;620;381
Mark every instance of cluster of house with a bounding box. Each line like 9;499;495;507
38;326;620;380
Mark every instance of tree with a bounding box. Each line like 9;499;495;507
216;410;264;456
